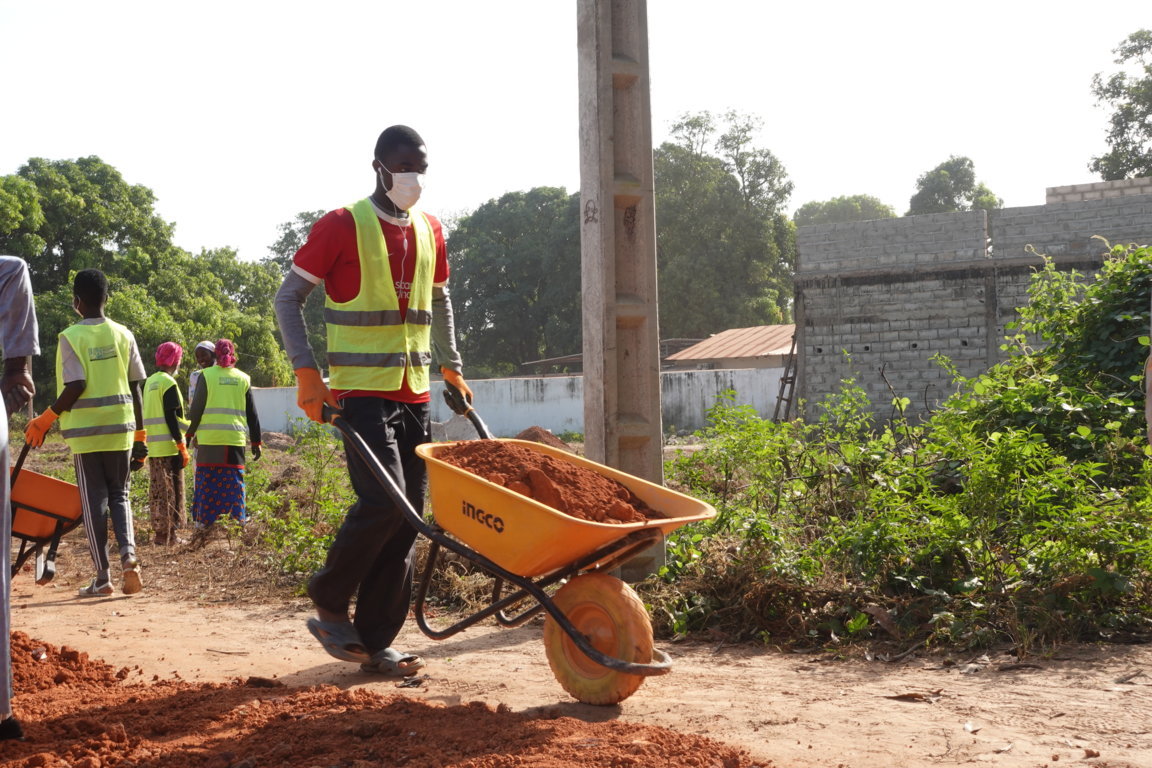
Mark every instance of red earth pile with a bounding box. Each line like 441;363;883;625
1;631;770;768
436;440;663;524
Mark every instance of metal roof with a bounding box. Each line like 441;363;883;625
664;324;795;362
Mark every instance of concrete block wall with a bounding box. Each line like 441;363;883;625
1046;177;1152;204
797;211;989;275
796;211;996;419
991;196;1152;259
795;191;1152;422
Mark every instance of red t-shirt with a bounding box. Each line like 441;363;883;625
292;204;450;404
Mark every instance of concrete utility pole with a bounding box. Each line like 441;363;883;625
577;0;663;576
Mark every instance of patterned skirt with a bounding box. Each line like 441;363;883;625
192;444;247;526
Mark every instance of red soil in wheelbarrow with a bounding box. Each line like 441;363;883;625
2;631;771;768
435;440;663;524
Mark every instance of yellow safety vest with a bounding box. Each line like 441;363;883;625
325;197;435;393
197;365;250;447
143;370;189;457
56;320;136;454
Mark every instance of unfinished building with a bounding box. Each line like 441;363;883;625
794;178;1152;421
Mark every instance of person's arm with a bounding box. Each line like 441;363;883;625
185;374;208;439
0;256;39;413
275;271;321;370
245;387;262;459
129;380;144;431
431;285;463;374
51;381;86;414
25;334;86;446
162;385;183;443
277;271;339;422
125;335;147;430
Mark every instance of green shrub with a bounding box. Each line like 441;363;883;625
649;244;1152;649
256;420;355;578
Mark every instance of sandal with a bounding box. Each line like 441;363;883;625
360;647;425;677
306;618;371;663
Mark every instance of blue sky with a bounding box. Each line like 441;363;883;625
1;1;1147;261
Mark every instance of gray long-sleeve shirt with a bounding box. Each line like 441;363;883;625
0;256;40;360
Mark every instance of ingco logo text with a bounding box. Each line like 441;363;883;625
462;501;504;533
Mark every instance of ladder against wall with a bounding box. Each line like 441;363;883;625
773;335;797;422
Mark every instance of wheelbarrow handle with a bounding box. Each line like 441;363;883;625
441;382;492;440
10;441;30;485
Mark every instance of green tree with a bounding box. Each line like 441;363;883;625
264;210;327;366
907;156;1002;215
0;156;294;402
0;157;176;293
0;175;46;258
654;110;795;338
1089;29;1152;180
448;188;581;375
793;194;897;226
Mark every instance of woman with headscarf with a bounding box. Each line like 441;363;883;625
184;339;262;527
188;340;215;403
143;342;191;544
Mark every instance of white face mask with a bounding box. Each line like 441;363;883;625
378;164;424;210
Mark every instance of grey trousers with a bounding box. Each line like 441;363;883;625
74;450;136;580
1;401;12;715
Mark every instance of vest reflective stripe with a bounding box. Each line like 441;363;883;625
72;394;133;408
61;423;137;439
326;351;431;368
197;365;250;447
143;371;188;457
57;320;135;454
326;198;435;393
323;308;433;326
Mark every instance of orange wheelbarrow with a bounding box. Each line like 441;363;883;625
9;443;84;584
326;389;715;706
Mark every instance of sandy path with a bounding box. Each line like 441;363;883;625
11;573;1152;768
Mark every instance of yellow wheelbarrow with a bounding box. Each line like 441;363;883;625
326;389;714;706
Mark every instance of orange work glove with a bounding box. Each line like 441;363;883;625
24;407;58;447
295;367;338;423
441;367;473;406
130;429;148;471
176;442;191;469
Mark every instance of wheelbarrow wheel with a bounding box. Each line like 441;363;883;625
543;572;653;705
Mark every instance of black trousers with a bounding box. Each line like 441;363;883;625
308;397;430;654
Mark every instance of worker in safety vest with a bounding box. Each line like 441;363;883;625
183;338;261;527
25;268;147;597
275;124;470;677
143;342;191;545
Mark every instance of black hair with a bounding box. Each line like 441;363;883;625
374;125;425;161
73;268;108;307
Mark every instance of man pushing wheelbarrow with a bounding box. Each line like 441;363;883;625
275;125;471;678
274;125;715;705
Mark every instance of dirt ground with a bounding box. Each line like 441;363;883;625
4;535;1152;768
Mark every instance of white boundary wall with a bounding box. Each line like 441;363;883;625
252;368;783;438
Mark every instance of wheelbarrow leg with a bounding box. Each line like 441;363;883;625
34;522;66;585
